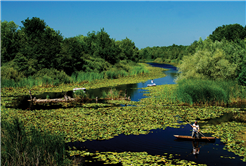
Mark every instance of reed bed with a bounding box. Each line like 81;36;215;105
101;88;124;99
162;79;246;106
1;64;149;88
1;117;71;166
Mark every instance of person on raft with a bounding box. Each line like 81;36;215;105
151;79;154;84
192;121;200;138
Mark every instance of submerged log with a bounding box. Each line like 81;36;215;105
28;98;77;103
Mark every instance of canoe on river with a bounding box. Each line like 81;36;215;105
174;135;216;141
147;83;156;87
73;88;86;92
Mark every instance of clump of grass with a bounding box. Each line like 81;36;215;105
175;79;246;106
73;89;87;100
1;117;71;166
100;89;123;99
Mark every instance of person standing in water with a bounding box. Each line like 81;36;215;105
192;121;200;138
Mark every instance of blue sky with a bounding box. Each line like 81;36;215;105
1;1;245;49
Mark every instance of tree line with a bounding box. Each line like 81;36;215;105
1;17;140;85
1;17;246;86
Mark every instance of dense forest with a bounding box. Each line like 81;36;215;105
1;17;246;87
1;17;143;87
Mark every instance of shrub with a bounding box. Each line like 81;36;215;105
33;68;72;84
154;58;163;63
238;67;246;86
1;65;25;81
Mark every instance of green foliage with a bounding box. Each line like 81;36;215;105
176;39;240;81
116;37;140;62
238;67;246;86
33;68;72;84
73;71;104;83
154;57;164;63
176;36;246;84
1;117;69;166
13;52;37;76
175;79;230;105
1;20;21;63
85;28;122;65
73;90;87;99
139;44;188;63
18;17;63;72
1;65;25;81
100;88;122;99
209;24;246;42
83;57;112;72
2;17;142;86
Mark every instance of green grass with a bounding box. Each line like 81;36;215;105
175;79;246;106
100;88;123;99
1;63;149;88
1;117;71;166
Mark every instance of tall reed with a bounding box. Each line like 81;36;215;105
1;117;71;166
2;63;149;88
175;79;246;105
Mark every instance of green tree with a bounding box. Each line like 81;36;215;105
209;24;246;42
18;17;63;73
1;21;21;63
116;37;139;62
176;48;238;82
87;28;121;64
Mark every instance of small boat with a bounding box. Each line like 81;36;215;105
73;88;86;93
147;83;156;87
174;135;216;141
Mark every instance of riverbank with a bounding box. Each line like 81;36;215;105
1;63;167;97
140;59;179;67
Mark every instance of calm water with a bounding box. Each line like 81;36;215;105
67;63;245;166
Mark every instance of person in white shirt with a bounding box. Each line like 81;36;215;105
192;121;200;138
151;79;154;84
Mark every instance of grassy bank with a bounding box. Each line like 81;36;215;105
1;63;150;89
140;59;180;67
1;63;167;97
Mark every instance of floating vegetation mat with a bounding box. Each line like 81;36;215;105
67;150;205;166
